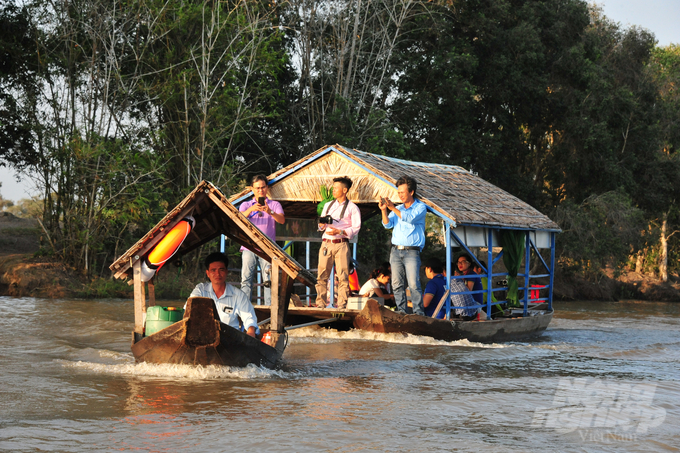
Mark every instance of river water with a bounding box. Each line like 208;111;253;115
0;297;678;452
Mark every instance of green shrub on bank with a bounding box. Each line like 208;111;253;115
71;276;196;299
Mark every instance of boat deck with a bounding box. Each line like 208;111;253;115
254;304;551;333
255;306;359;330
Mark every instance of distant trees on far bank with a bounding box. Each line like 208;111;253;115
0;0;679;283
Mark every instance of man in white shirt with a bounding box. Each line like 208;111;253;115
315;176;362;309
187;252;258;337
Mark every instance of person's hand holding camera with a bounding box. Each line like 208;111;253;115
379;196;393;211
245;197;268;216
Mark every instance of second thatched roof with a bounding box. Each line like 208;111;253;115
230;144;560;232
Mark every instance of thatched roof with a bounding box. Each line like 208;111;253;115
110;181;316;286
230;144;560;231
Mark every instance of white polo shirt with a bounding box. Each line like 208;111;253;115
187;282;258;331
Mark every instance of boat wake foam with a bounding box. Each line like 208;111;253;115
287;326;510;348
57;359;286;380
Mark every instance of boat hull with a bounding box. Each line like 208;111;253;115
353;299;553;343
255;299;552;343
132;297;285;368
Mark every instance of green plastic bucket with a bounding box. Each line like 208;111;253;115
145;306;185;336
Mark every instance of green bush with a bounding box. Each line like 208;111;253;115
552;190;645;278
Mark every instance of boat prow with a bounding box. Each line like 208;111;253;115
131;297;286;368
352;299;553;343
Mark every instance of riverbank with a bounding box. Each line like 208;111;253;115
553;268;680;302
1;211;678;300
2;251;679;301
0;253;199;299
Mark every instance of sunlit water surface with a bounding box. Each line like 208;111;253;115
0;298;678;452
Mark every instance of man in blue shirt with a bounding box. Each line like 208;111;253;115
423;257;447;319
380;175;427;315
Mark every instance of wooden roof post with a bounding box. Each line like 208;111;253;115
444;221;452;319
132;259;147;335
270;258;283;332
147;278;156;307
270;258;279;331
270;257;294;333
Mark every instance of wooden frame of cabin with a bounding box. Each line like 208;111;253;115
229;144;560;318
109;181;316;338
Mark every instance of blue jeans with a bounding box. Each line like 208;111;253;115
241;249;271;305
390;248;423;315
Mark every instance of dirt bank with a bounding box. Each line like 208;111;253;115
0;254;85;298
553;268;680;302
1;211;679;300
0;212;86;298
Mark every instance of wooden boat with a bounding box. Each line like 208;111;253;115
110;181;316;368
353;299;552;343
131;297;286;368
255;299;552;343
232;144;561;345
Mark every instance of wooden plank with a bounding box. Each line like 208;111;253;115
281;271;294;329
285;317;338;331
269;257;292;333
148;279;156;307
431;289;450;319
270;259;283;332
132;259;146;335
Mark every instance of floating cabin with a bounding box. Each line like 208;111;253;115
229;144;561;318
109;180;317;348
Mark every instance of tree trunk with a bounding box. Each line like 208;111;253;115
342;0;362;99
635;250;644;274
660;213;668;282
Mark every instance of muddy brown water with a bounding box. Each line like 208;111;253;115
0;297;678;452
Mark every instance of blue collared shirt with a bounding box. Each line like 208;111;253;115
382;198;427;250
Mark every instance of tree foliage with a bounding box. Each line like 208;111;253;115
0;0;679;280
552;190;645;276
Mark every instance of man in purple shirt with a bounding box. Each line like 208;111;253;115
315;176;362;309
239;175;285;305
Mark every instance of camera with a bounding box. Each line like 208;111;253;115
318;215;334;224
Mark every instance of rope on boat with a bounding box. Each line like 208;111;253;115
284;317;339;331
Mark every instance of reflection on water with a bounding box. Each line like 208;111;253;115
0;297;678;452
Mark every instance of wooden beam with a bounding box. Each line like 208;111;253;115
285;317;338;331
431;289;450;319
132;259;147;335
269;257;293;333
281;272;294;329
270;258;282;332
148;278;156;307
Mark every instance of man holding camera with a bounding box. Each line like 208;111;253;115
239;175;285;305
315;176;362;309
380;175;427;316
